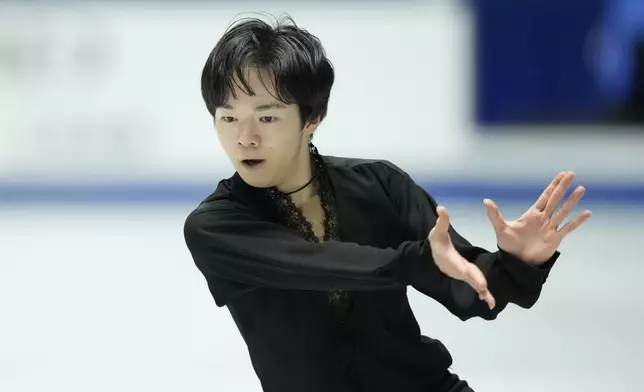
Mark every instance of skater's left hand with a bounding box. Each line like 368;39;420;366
483;171;592;266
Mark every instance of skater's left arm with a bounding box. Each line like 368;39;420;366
374;162;591;321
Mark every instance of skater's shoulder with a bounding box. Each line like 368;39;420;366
321;154;409;178
188;174;256;219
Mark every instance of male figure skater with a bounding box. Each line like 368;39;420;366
184;16;591;392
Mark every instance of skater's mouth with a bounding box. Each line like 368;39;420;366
241;159;265;169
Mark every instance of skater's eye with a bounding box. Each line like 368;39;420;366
259;116;278;123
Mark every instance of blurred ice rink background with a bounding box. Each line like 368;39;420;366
1;1;643;391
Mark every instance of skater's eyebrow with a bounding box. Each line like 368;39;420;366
218;103;288;111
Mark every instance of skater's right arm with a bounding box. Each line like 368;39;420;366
183;202;430;292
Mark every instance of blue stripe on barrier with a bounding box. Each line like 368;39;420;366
0;181;642;204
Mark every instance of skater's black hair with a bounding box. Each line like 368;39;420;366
201;14;335;127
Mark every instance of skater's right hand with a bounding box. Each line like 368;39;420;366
428;206;496;309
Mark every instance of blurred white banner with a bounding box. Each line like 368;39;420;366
1;1;643;186
0;1;471;183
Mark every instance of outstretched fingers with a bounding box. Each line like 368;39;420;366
534;172;566;211
463;263;496;309
434;205;451;233
484;198;506;232
544;172;575;217
557;210;592;238
551;186;586;227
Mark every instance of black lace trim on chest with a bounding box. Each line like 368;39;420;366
263;144;340;243
262;143;351;317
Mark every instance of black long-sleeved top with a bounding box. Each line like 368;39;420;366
183;154;558;392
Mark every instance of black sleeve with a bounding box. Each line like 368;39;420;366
184;203;432;294
377;161;558;321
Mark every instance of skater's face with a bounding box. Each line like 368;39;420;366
215;68;319;189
